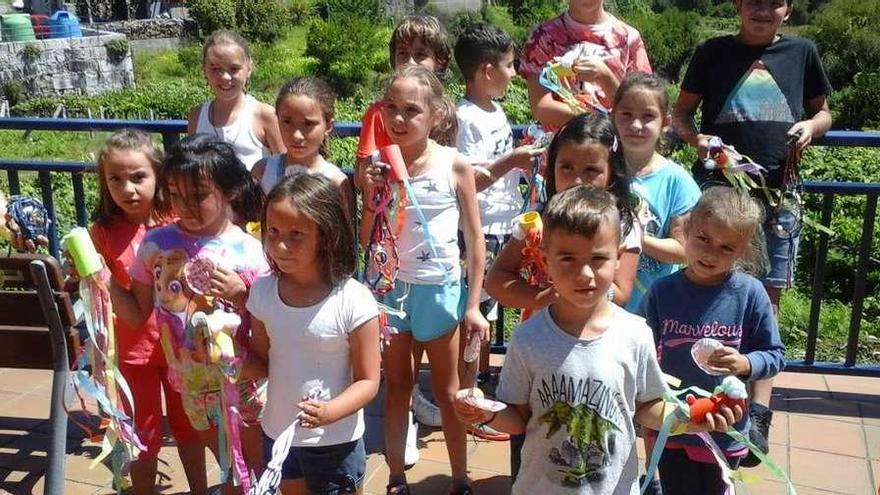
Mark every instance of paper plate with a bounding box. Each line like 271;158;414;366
691;337;723;376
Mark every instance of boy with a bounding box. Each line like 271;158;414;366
672;0;832;465
519;0;652;129
454;186;742;494
356;15;451;169
453;24;534;443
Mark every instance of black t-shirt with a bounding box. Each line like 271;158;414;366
681;35;832;188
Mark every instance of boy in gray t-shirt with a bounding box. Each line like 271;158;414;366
454;186;743;494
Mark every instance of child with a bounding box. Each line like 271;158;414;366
453;23;535;441
360;64;489;495
90;130;206;495
485;112;639;480
252;76;354;220
672;0;831;464
248;173;381;495
639;187;786;494
355;15;451;186
455;186;741;494
188;30;284;171
117;134;269;493
519;0;653;128
612;73;701;312
486;112;640;311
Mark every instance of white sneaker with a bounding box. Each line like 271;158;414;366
412;386;442;427
405;411;419;469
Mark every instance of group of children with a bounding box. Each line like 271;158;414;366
4;0;834;493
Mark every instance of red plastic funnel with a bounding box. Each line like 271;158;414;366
380;144;410;182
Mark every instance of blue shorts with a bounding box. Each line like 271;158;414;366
261;434;365;494
762;202;801;288
380;279;466;342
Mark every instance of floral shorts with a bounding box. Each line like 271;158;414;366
181;364;265;431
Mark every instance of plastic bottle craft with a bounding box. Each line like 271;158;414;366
63;228;145;492
640;338;798;494
512;211;550;322
703;136;773;200
6;195;51;242
538;46;610;115
520;125;551;213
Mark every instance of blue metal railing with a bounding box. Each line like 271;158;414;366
1;118;879;376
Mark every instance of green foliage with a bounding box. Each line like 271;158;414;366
831;72;880;130
19;44;42;62
235;0;289;44
285;0;316;24
315;0;384;22
104;38;130;63
623;8;701;81
802;0;880;88
304;16;390;97
177;43;203;72
187;0;237;35
504;0;565;31
482;5;527;45
2;80;26;108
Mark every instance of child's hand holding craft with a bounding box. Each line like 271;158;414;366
706;346;751;377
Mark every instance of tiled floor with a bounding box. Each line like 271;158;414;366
0;367;877;494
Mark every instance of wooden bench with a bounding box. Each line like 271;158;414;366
0;253;80;495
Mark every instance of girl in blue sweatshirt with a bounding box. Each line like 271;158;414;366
640;186;785;495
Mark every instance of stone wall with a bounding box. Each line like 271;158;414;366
95;17;195;40
0;30;134;97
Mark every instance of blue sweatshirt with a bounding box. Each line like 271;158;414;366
639;270;785;456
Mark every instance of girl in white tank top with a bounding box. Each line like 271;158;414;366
359;65;489;495
187;30;283;171
252;76;354;222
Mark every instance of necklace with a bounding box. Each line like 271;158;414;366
209;99;244;144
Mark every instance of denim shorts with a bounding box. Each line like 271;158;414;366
762;202;801;288
261;434;365;494
380;279;466;342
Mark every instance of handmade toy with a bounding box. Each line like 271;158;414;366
5;195;50;244
63;228;144;492
515;211;549;289
685;376;748;424
455;387;506;413
520;125;551;213
538;47;610;115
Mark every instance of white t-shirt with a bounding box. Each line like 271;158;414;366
456;99;523;236
259;154;346;194
246;276;379;446
497;305;667;495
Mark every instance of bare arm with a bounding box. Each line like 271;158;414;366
641;213;689;265
257;104;286;154
251;158;267;185
671;90;711;159
484;237;558;310
336;174;356;228
612;248;639;306
239;316;269;381
473;145;534;192
788;95;832;152
455;154;491;338
526;75;578;129
111;279;153;329
455;400;530;435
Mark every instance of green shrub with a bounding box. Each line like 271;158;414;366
235;0;288;43
482;5;527;45
187;0;236;35
623;8;701;81
2;81;26;108
304;15;390;96
104;38;130;64
315;0;384;22
177;43;203;72
830;72;880;130
505;0;565;31
286;0;316;24
803;0;880;88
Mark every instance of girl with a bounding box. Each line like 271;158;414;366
640;187;785;495
485;112;640;311
115;134;269;494
252;76;354;221
612;72;702;312
188;30;284;171
360;64;488;495
247;173;381;495
92;129;206;495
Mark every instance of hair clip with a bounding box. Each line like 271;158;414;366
611;136;619;153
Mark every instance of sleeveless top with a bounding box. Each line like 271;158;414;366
396;144;461;285
195;94;268;171
259;154;345;194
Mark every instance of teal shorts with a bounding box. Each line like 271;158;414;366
380;279;466;342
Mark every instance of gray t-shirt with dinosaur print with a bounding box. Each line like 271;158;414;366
497;305;668;495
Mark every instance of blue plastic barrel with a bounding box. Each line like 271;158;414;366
1;14;37;42
49;11;82;39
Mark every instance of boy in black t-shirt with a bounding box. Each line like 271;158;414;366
672;0;832;468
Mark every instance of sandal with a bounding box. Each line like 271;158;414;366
386;481;411;495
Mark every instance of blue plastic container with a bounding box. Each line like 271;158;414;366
49;11;82;39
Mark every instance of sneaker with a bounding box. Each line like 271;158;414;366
639;475;663;495
412;386;442;427
404;411;419;469
467;423;510;442
741;403;773;467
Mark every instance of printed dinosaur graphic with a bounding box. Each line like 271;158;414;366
539;401;620;487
